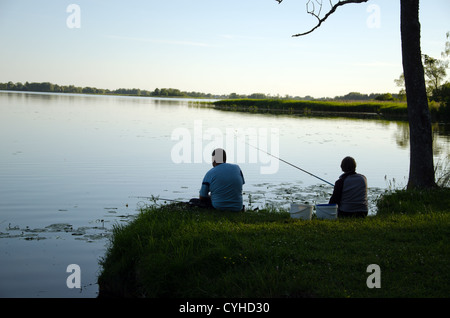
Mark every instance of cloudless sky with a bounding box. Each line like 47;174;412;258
0;0;449;98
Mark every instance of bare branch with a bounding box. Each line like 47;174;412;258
276;0;369;37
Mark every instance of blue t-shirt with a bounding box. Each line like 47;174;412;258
199;163;245;212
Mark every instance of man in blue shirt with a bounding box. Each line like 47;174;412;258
195;148;245;212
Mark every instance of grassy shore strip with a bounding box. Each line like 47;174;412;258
212;99;448;121
98;187;449;298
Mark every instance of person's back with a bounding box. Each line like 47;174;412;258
198;148;245;212
201;162;244;211
329;156;368;218
339;173;368;214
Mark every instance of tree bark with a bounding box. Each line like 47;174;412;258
400;0;436;189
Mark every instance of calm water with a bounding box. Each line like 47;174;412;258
0;91;449;297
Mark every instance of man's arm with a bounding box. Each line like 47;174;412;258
199;182;210;201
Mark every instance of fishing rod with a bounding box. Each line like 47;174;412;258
245;142;334;186
130;196;185;203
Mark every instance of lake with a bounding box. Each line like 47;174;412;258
0;91;448;297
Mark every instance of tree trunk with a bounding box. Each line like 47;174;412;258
400;0;436;189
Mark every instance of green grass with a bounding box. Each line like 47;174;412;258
214;99;407;116
98;188;450;298
376;187;450;215
212;99;449;121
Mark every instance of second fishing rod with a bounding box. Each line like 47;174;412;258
244;141;334;186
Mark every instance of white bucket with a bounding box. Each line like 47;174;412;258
315;204;338;220
289;203;313;220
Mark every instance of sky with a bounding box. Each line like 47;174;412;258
0;0;449;98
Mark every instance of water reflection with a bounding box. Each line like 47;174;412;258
391;121;450;158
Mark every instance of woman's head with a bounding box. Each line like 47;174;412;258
340;156;356;173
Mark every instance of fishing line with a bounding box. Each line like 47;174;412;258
244;140;334;186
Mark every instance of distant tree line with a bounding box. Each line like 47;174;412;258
0;81;226;99
0;80;422;101
333;91;403;101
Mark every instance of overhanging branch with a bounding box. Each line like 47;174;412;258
276;0;369;37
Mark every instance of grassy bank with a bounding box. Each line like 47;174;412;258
98;188;450;298
213;99;449;121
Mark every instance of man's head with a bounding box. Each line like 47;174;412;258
212;148;226;167
340;156;356;173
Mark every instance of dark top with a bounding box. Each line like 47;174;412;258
329;172;368;213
